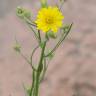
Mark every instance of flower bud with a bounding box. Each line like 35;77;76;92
46;31;57;39
14;43;21;53
62;24;70;33
16;7;31;19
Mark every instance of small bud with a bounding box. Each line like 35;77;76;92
62;24;70;33
46;31;57;39
40;0;48;8
16;7;31;19
16;7;25;19
14;43;21;53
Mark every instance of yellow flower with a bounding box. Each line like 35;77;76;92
35;6;64;33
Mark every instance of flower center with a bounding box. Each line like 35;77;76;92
45;17;54;24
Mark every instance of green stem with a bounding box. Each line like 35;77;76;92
30;45;39;70
38;30;41;43
25;17;36;27
40;58;47;82
24;17;38;41
30;70;35;96
27;24;39;42
25;18;42;45
34;41;47;96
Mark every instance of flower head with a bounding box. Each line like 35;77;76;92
35;6;64;33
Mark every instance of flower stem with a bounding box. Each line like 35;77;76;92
35;41;46;96
30;40;47;96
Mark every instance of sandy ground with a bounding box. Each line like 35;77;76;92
0;0;96;96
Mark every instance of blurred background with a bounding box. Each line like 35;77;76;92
0;0;96;96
